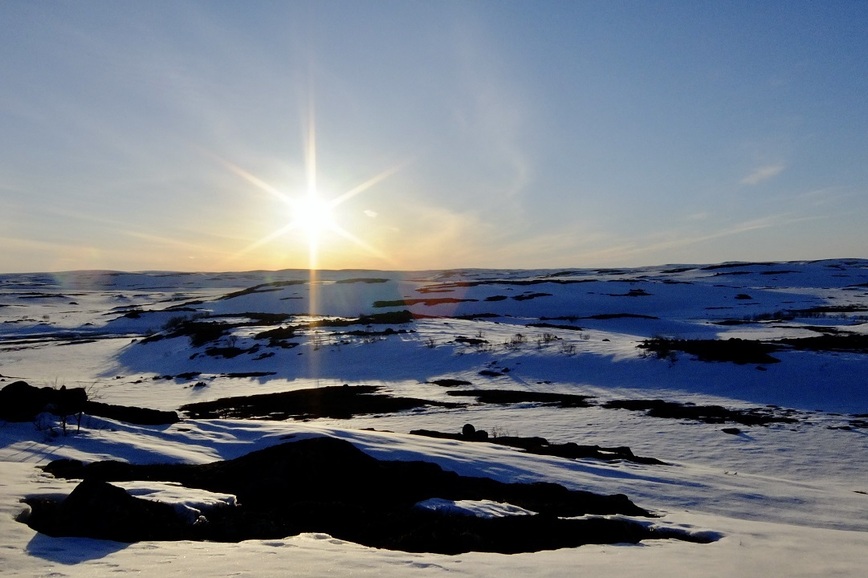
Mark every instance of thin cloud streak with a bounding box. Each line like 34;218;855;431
741;164;786;186
510;212;827;268
600;213;825;264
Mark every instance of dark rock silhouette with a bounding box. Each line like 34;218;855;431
0;381;86;431
0;381;178;427
462;423;488;440
0;381;59;421
447;389;594;408
412;428;666;465
27;436;714;553
180;385;461;420
23;479;187;541
602;399;797;426
83;401;179;425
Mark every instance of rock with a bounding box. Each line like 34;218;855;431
0;381;87;423
24;479;187;542
0;380;178;427
0;381;50;421
460;423;489;441
84;401;179;425
24;436;710;553
180;385;461;420
411;429;666;466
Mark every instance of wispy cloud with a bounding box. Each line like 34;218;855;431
608;212;824;263
451;19;533;201
741;163;785;185
791;186;852;207
510;210;827;268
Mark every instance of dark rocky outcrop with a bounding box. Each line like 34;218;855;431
0;381;178;427
27;436;713;553
0;381;87;430
602;399;798;426
411;427;667;465
22;479;188;541
446;389;594;408
180;385;462;420
429;378;473;387
638;337;780;364
83;401;179;426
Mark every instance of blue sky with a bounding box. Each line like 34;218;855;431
1;0;866;272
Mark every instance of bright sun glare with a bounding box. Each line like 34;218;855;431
211;104;403;271
215;153;399;271
292;193;335;242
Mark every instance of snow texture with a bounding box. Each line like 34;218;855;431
1;259;866;576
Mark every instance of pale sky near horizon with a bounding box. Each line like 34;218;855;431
2;0;866;273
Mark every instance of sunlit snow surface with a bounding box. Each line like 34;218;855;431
1;260;866;576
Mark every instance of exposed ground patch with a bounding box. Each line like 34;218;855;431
0;381;178;427
639;337;781;364
411;426;667;465
429;379;473;387
180;385;462;420
541;313;659;321
218;280;306;300
602;399;798;426
777;334;868;354
446;389;594;408
640;334;868;363
373;298;477;308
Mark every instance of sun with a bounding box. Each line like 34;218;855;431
210;103;404;271
291;193;335;243
214;153;402;271
287;191;338;270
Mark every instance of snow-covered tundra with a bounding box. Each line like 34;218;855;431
1;260;866;576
